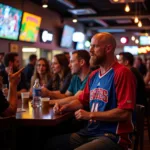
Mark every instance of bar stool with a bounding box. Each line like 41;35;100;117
133;104;145;150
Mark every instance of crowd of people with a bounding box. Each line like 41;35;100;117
0;32;150;150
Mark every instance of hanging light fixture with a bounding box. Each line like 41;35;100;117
125;3;130;12
135;39;139;44
42;0;48;8
134;16;139;23
138;21;142;27
131;36;135;41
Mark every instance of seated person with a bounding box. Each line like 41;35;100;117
118;52;147;108
45;32;136;150
0;68;24;117
29;58;51;96
46;53;71;94
23;54;37;89
41;50;91;101
0;52;27;97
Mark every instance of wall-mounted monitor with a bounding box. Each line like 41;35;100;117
60;25;75;48
123;46;138;55
19;12;42;42
0;3;22;40
139;36;150;45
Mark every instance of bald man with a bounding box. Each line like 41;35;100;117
45;33;136;150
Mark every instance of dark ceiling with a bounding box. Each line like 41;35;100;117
30;0;150;34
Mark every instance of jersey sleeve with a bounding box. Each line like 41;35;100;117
114;67;136;110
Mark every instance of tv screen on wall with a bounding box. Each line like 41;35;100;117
60;25;75;48
19;12;42;42
0;3;22;40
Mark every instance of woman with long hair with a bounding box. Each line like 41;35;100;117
46;53;71;93
29;58;51;95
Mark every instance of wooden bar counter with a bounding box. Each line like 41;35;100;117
16;100;73;127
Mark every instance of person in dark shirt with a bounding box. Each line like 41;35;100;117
1;52;27;97
118;52;147;108
0;68;24;117
134;57;147;76
23;54;37;89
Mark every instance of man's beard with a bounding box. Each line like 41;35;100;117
90;55;106;66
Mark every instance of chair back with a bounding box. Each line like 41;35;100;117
0;116;16;150
134;104;145;150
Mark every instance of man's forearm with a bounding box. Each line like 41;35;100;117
48;91;68;99
90;108;132;122
61;100;84;113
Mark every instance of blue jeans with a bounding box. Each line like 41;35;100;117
45;133;123;150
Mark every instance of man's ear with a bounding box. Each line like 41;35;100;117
124;60;129;66
80;59;85;66
106;44;112;53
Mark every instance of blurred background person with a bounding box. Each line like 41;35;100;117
63;52;70;63
134;56;147;77
0;52;5;72
0;52;27;97
118;52;147;108
29;58;51;96
144;58;150;85
23;54;37;89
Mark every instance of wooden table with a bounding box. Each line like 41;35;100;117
16;101;73;127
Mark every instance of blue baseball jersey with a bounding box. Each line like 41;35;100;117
78;62;136;149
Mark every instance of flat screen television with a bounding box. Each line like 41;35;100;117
60;25;75;48
0;3;22;40
19;12;42;42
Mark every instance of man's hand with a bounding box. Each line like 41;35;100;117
8;67;24;85
75;109;91;120
49;100;57;106
53;103;61;115
41;87;50;97
53;103;69;115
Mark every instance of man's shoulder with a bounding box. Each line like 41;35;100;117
113;62;131;74
89;69;100;79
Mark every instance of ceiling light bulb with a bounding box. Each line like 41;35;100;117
134;16;139;23
125;3;130;12
42;4;48;8
131;36;135;41
113;0;119;2
135;39;139;44
138;21;142;27
72;19;77;23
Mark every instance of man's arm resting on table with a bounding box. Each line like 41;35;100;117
89;108;132;122
48;90;70;99
59;99;84;113
50;90;83;105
